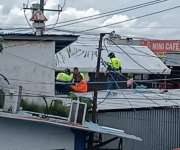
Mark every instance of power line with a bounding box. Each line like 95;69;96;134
98;100;180;106
1;84;180;108
80;5;180;33
101;39;177;106
0;0;169;32
46;0;66;29
48;0;168;28
1;92;180;101
23;0;34;31
100;40;164;107
4;77;180;86
1;41;57;71
0;84;55;96
108;39;154;74
4;51;55;70
103;45;180;67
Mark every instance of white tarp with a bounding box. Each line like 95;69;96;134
56;44;171;74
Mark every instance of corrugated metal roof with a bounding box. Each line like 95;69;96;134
74;89;180;110
0;111;142;141
57;44;171;74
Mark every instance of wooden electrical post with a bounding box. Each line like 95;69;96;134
92;33;105;123
89;33;105;150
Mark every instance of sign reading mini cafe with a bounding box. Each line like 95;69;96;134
141;40;180;54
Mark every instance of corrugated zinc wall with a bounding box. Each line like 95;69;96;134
97;107;180;150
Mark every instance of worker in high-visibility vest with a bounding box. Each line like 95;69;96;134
56;68;73;93
106;52;122;89
56;68;73;82
107;52;122;71
71;67;87;92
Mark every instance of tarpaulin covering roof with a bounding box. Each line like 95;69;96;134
56;44;171;74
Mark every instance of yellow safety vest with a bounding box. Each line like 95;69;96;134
108;57;121;70
56;73;73;82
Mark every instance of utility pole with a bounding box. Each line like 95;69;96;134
89;33;105;150
92;33;105;123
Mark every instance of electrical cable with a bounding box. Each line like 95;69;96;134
46;0;66;30
79;5;180;33
0;83;55;97
104;44;169;108
109;39;154;74
23;0;34;31
48;0;168;28
1;82;180;110
1;41;56;71
4;77;180;85
0;73;10;85
101;39;174;106
4;51;55;70
100;41;139;108
0;0;168;33
1;92;180;101
65;42;180;65
103;45;180;67
99;49;129;107
1;1;179;38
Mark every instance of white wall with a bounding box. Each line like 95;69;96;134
0;41;55;97
0;117;75;150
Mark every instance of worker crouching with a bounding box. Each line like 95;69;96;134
56;68;73;94
71;67;88;93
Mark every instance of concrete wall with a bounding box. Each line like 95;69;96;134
0;117;75;150
0;41;55;98
98;108;180;150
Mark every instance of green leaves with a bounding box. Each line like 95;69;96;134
67;92;93;110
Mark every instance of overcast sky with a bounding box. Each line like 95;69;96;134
0;0;180;39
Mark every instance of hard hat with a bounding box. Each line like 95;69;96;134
108;52;115;58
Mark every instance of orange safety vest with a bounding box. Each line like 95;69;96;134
71;80;88;93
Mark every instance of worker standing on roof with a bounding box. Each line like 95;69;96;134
106;52;122;89
56;68;73;94
71;67;87;93
107;52;122;72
